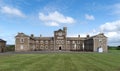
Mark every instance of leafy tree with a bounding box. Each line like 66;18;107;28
117;46;120;50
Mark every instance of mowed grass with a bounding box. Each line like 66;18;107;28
0;50;120;71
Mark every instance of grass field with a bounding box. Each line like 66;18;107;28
0;50;120;71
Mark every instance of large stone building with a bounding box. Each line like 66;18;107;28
0;39;6;52
15;27;108;52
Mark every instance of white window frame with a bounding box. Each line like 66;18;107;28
20;38;24;43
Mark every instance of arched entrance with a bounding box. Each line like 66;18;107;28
59;46;61;50
97;47;103;53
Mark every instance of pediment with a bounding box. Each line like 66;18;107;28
93;33;107;38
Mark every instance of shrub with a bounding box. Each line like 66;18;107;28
108;46;117;50
6;45;15;51
117;46;120;50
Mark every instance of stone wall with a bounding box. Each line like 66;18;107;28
15;28;108;52
0;40;6;52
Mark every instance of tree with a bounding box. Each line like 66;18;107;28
117;46;120;50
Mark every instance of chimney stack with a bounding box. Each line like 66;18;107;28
86;34;90;38
40;34;42;37
78;35;80;38
63;27;67;35
31;34;34;37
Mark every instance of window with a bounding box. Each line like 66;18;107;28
20;38;24;43
72;41;75;44
74;44;76;48
56;40;64;44
36;40;39;43
40;45;43;48
67;41;70;44
45;41;48;44
45;46;48;49
40;41;44;44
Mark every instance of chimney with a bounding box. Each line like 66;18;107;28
78;35;80;38
31;34;34;37
18;32;24;35
86;34;90;38
63;27;67;31
63;27;67;35
18;32;20;35
40;34;42;37
100;33;104;35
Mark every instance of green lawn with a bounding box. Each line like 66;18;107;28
0;50;120;71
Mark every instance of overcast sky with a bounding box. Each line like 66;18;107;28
0;0;120;46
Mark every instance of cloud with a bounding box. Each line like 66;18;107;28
45;22;59;26
39;11;75;26
69;20;120;46
85;14;95;20
100;20;120;32
0;34;15;44
99;20;120;46
0;6;26;17
105;32;120;46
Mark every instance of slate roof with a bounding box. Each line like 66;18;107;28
0;39;6;42
15;33;29;37
87;33;107;39
33;37;54;40
32;37;86;41
15;32;107;41
67;37;86;40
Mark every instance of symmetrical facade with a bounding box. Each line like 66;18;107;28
15;27;108;52
0;39;6;52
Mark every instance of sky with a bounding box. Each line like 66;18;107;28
0;0;120;46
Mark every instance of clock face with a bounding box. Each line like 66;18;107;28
58;32;62;36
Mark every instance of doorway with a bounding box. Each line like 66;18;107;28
59;46;61;50
1;48;4;52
